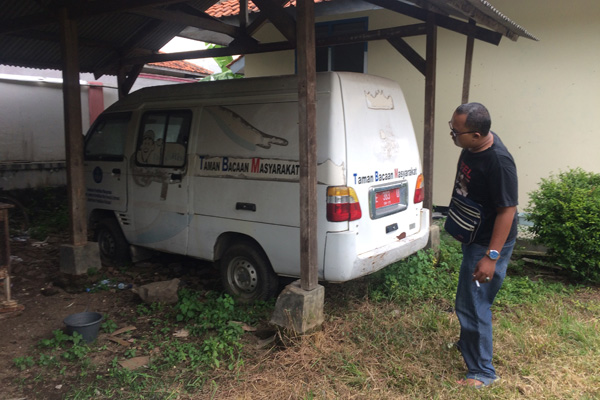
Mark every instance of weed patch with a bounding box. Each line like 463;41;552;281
368;240;461;304
7;234;600;399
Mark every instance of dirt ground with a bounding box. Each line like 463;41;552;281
0;233;221;400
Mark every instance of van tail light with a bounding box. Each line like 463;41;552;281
414;174;425;204
327;186;362;222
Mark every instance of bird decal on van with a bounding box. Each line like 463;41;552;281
204;106;288;151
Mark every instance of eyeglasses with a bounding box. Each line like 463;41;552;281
448;121;477;138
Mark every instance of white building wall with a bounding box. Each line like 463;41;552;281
0;78;67;163
245;0;600;209
0;66;199;190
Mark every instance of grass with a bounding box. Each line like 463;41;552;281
8;215;600;399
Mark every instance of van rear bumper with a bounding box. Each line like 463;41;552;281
323;208;430;282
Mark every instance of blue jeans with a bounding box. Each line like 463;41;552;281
455;239;515;384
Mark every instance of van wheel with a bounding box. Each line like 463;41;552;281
221;242;279;303
96;218;130;266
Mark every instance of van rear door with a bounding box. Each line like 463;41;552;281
339;73;424;255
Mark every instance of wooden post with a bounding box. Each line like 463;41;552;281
296;0;318;291
59;8;87;246
117;67;126;100
239;0;249;31
462;19;476;104
423;13;437;215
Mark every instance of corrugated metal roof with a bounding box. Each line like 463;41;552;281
207;0;537;41
0;0;206;75
439;0;537;41
0;0;537;78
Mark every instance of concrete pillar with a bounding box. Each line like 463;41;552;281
271;280;324;334
59;242;102;275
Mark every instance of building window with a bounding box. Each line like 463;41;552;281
315;18;368;73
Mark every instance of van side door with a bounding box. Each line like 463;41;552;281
127;109;192;255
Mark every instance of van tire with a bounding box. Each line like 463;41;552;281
221;242;279;303
96;218;131;267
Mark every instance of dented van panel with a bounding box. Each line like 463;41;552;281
317;159;345;185
84;72;429;300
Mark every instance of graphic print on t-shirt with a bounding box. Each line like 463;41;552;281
455;160;471;196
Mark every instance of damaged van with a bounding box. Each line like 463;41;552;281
83;72;430;302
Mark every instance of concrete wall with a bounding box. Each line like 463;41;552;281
0;66;198;190
245;0;600;209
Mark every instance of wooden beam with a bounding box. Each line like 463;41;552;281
132;7;239;37
445;0;518;41
252;0;297;43
364;0;502;45
409;0;449;15
423;13;437;215
246;0;289;35
121;64;145;96
387;36;426;75
461;19;475;104
58;8;87;246
296;0;318;291
320;24;426;45
125;23;427;65
127;40;293;66
93;18;164;79
117;67;127;100
239;0;249;31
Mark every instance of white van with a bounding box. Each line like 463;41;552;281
84;72;430;302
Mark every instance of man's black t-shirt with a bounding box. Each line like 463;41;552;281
452;132;518;246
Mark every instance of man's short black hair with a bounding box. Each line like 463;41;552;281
455;102;491;135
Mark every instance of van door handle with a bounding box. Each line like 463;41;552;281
236;202;256;212
170;173;182;183
112;168;121;176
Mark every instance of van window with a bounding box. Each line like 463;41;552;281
84;112;131;161
136;110;191;168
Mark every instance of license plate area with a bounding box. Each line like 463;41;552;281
368;181;408;219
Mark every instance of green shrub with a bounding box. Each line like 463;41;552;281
525;168;600;282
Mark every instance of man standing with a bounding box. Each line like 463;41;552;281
447;102;518;388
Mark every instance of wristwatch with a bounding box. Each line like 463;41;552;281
486;249;500;261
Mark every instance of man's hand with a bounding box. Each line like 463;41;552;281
473;205;517;284
473;256;496;283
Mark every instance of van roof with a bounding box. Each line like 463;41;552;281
107;72;340;111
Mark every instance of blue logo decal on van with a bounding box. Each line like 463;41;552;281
93;166;103;183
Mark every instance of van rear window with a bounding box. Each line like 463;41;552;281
84;112;131;161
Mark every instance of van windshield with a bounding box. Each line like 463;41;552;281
84;113;131;161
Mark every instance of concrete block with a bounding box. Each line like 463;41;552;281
133;278;180;304
427;224;441;256
270;280;324;334
59;242;102;275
